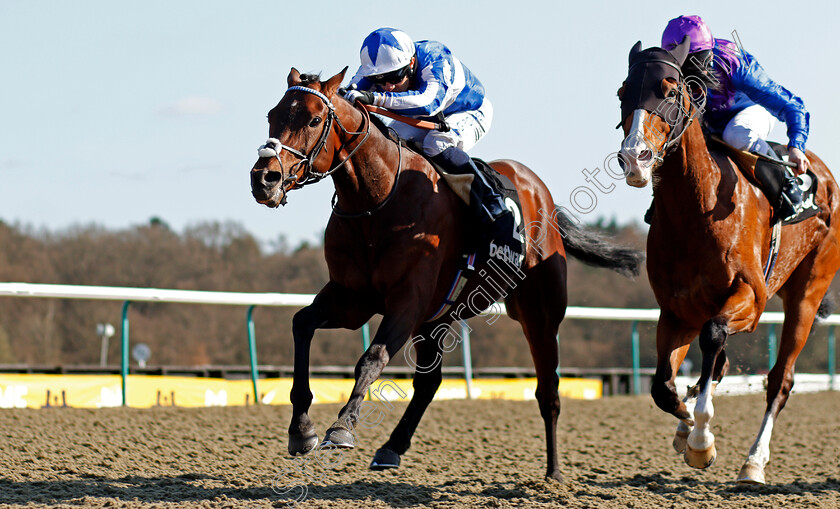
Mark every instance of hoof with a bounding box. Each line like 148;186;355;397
545;470;564;483
320;427;355;449
370;447;401;470
289;431;319;456
736;461;766;484
673;430;690;454
684;443;716;469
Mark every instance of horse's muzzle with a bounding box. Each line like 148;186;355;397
250;167;286;207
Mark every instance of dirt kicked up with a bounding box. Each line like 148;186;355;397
0;391;837;508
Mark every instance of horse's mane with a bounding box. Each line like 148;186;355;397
678;51;722;99
367;114;404;144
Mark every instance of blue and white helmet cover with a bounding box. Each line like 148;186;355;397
359;28;415;76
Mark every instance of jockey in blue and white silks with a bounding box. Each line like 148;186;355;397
661;15;816;223
343;27;522;264
349;42;487;130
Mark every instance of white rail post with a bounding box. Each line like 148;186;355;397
461;320;474;400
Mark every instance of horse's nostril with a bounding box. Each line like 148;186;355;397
265;171;282;184
639;150;652;163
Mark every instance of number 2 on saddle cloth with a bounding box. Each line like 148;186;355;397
424;158;526;322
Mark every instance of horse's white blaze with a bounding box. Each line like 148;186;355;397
687;381;717;451
744;410;776;468
620;109;655;188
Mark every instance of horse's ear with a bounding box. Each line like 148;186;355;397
323;66;348;98
288;67;302;87
669;36;691;66
629;41;642;65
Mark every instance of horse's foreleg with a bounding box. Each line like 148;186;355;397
684;317;729;469
288;304;325;455
676;347;729;452
371;325;443;470
738;262;835;484
651;312;697;422
685;279;762;469
321;311;421;449
288;283;374;456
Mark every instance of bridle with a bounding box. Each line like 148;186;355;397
257;85;370;191
257;84;403;217
623;56;706;165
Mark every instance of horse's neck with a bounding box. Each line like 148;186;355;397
655;120;720;222
330;103;401;213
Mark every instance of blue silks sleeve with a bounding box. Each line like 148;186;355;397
732;50;809;151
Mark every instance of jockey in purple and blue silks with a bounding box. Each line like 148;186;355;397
342;27;521;258
661;15;816;223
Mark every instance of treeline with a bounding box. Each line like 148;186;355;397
0;218;835;374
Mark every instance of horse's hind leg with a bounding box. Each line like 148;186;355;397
370;323;444;470
738;254;838;484
506;256;566;482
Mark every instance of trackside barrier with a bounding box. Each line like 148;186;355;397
0;282;837;403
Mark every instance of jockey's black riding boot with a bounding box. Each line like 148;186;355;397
753;153;818;225
779;173;805;221
432;147;523;266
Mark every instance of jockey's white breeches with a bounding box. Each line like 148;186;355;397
722;104;777;156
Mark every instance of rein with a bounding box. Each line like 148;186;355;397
362;104;448;131
331;139;403;218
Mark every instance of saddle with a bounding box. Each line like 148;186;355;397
707;136;820;226
373;115;525;268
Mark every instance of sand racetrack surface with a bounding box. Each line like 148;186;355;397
0;391;838;508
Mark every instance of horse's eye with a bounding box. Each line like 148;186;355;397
667;89;678;98
309;117;322;127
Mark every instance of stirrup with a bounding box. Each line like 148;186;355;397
779;174;819;225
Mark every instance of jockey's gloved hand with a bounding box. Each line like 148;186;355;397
343;88;375;105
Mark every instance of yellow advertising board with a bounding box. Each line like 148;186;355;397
0;374;601;409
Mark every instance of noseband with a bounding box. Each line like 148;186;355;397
257;85;370;190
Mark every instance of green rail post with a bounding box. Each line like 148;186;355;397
460;321;474;399
247;305;260;405
120;301;131;407
829;325;836;391
768;324;777;371
362;322;371;399
361;322;371;351
631;321;640;395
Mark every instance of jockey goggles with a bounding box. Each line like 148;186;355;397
368;64;411;85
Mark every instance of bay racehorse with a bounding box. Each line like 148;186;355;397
250;67;643;481
617;37;840;483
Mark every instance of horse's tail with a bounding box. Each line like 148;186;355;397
553;206;645;277
816;292;835;322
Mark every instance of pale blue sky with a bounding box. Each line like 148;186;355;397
2;1;838;249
